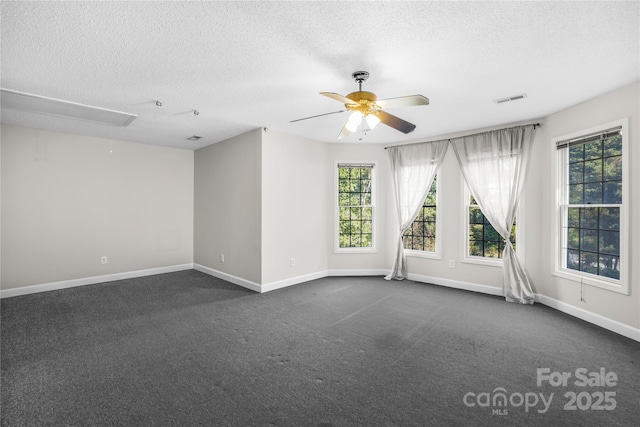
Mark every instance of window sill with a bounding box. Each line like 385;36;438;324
405;250;440;260
334;248;378;255
553;269;628;295
461;257;503;268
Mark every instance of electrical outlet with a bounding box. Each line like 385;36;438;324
290;258;296;267
101;256;108;265
220;254;225;263
449;259;455;268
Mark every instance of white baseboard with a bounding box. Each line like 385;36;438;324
406;272;504;297
534;293;640;342
262;268;392;292
193;264;262;293
193;266;390;294
261;270;329;293
328;268;390;277
195;264;328;293
261;268;392;293
0;263;194;299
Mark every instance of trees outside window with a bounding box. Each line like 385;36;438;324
466;194;516;259
403;176;437;253
337;164;375;250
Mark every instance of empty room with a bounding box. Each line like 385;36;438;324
1;1;639;426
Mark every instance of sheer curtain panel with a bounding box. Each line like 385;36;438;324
451;125;536;304
385;140;448;280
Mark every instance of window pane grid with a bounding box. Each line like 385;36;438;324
338;166;373;249
562;134;622;281
466;203;516;259
562;206;620;280
567;136;622;205
403;178;437;252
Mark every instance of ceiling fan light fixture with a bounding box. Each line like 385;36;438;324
345;111;363;132
366;114;381;129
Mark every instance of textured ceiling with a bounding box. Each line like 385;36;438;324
1;1;639;150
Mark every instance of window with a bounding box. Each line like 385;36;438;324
403;175;438;254
554;119;629;294
463;189;517;264
336;163;375;251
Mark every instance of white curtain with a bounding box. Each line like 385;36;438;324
385;140;449;280
450;125;536;304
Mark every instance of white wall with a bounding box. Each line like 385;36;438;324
193;128;262;285
1;124;194;290
261;130;330;285
531;82;639;330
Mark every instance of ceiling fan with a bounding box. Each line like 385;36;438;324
291;71;429;139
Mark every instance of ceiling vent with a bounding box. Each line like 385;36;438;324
0;88;137;126
187;135;202;141
495;93;527;104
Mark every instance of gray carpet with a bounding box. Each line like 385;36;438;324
1;270;639;426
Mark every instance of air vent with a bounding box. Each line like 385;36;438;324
495;93;527;104
187;135;202;141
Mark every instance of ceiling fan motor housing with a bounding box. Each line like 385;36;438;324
347;91;376;102
345;91;380;115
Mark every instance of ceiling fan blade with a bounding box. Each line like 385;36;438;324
290;110;345;123
320;92;359;106
337;122;352;139
374;110;417;134
376;95;429;109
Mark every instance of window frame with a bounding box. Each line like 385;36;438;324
404;173;442;260
460;179;525;267
552;118;629;294
334;161;377;253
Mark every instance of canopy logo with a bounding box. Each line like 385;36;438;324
463;388;553;415
463;367;618;416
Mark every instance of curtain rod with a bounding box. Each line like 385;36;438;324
555;125;621;149
384;123;541;150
